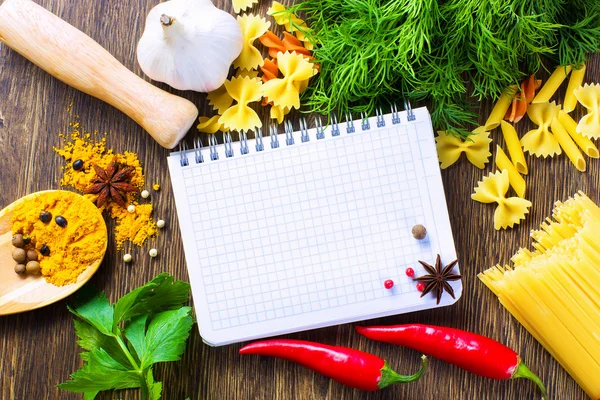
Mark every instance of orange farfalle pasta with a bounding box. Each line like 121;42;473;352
261;51;317;110
574;83;600;139
234;14;271;71
197;116;229;134
219;76;263;132
521;101;562;157
260;31;286;59
282;32;312;57
472;170;532;230
261;58;279;82
231;0;258;14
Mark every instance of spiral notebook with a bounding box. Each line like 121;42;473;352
167;105;460;346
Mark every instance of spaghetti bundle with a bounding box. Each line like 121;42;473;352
479;192;600;399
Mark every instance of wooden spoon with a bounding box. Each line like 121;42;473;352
0;191;107;316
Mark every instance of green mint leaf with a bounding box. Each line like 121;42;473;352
146;369;163;400
141;307;193;369
124;315;148;363
113;273;190;327
83;392;99;400
68;285;114;335
58;348;141;393
73;320;133;369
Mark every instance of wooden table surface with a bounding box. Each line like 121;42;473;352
0;0;597;399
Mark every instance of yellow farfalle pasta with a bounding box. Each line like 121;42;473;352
564;64;586;113
500;121;527;174
234;14;271;71
232;0;258;14
532;66;572;104
472;170;532;230
574;83;600;139
261;51;317;109
219;76;263;131
267;1;314;50
197;116;229;134
521;101;562;157
558;111;599;158
495;146;526;198
270;105;290;123
435;127;492;169
207;85;234;115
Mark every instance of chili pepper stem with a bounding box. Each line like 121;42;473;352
512;361;548;400
377;355;428;389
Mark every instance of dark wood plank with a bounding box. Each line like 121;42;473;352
0;0;595;399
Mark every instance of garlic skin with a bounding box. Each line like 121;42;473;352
137;0;243;92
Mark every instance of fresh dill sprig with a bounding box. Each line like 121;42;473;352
288;0;600;139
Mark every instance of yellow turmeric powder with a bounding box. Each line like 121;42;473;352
54;121;157;249
11;191;107;286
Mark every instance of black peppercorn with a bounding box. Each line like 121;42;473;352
40;211;52;223
23;236;31;245
40;245;50;256
55;215;67;227
73;159;84;171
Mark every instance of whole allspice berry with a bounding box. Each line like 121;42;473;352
12;248;27;263
26;261;41;274
12;234;25;248
412;224;427;240
26;249;38;262
14;264;26;274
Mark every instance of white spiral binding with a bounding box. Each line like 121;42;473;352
179;101;416;166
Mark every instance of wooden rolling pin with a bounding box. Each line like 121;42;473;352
0;0;198;149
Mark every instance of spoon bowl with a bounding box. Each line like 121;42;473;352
0;190;107;315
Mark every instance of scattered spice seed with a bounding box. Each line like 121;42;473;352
26;261;41;274
40;245;50;256
127;205;136;213
55;215;68;227
123;253;133;263
384;279;394;289
40;211;52;223
152;183;160;191
14;264;26;274
26;249;38;262
12;234;24;248
149;248;158;257
156;219;165;228
412;225;427;240
12;248;26;263
416;282;426;292
72;159;84;171
141;190;150;199
23;236;31;245
406;268;415;277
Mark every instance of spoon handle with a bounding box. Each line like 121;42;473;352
0;0;198;149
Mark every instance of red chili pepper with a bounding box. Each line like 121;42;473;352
356;324;547;399
239;339;427;391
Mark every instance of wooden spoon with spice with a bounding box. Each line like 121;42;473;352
0;190;107;316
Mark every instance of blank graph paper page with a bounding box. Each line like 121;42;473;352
168;107;460;346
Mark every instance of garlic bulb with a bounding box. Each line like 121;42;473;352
137;0;243;92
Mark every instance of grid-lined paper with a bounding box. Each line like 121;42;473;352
168;107;460;346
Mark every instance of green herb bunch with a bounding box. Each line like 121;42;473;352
57;274;193;400
287;0;600;138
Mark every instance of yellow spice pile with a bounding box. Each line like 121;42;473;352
54;122;157;249
11;191;107;286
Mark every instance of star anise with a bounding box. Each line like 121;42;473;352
84;158;137;208
413;254;461;305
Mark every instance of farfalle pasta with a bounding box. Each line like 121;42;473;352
231;0;258;14
574;83;600;139
261;51;317;110
435;127;492;169
219;76;263;131
472;170;532;230
207;70;260;115
521;101;562;157
198;116;229;134
234;14;271;71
